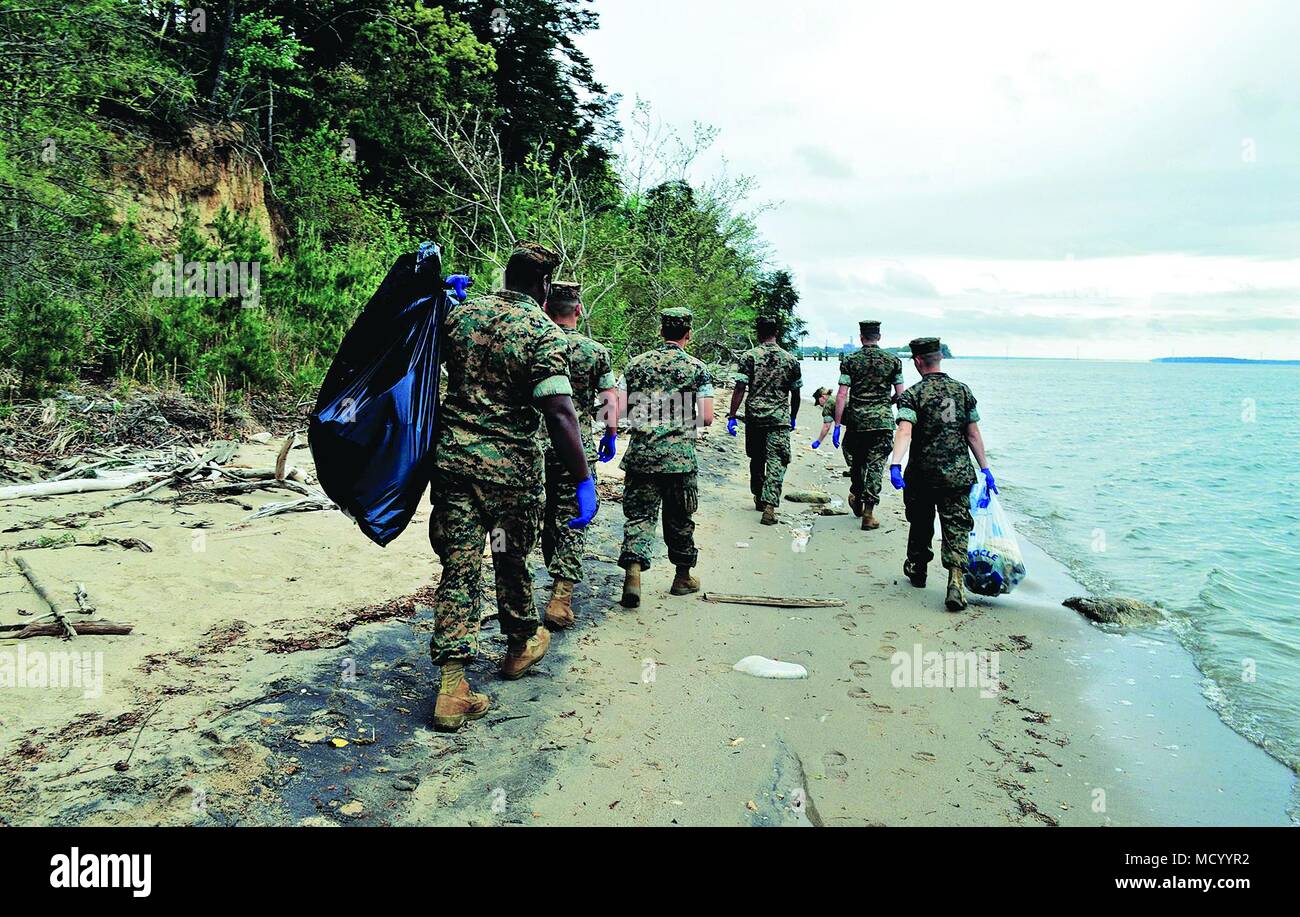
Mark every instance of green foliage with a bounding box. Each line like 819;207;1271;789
0;0;803;400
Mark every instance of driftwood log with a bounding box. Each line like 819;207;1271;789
702;592;846;609
0;620;133;639
0;472;165;501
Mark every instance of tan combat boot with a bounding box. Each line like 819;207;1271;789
760;504;778;526
544;578;576;629
861;507;880;530
847;493;863;517
945;569;968;612
621;563;642;608
433;679;491;733
670;565;700;596
499;626;551;680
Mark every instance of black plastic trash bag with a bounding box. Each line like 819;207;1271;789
309;242;448;546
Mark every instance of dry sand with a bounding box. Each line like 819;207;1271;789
0;400;1292;826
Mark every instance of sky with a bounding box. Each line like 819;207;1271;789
577;0;1300;359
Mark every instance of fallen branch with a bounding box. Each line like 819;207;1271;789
702;592;846;609
14;554;72;622
245;495;335;519
0;619;133;638
0;471;165;501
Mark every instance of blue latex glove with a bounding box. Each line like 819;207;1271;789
978;468;997;508
597;431;617;463
890;464;905;490
811;439;821;449
790;418;796;431
568;477;598;529
727;416;738;436
831;424;842;449
445;274;473;302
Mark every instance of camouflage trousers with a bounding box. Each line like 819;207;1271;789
845;428;893;510
745;423;792;507
541;453;593;583
903;479;974;572
428;471;543;665
619;471;699;571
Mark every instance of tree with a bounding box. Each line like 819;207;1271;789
750;269;806;351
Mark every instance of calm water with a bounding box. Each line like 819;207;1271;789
801;357;1300;773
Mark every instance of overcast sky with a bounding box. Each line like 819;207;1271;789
577;0;1300;359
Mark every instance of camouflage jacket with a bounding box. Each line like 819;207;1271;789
620;341;715;474
736;342;801;429
896;372;979;489
540;325;615;464
821;392;836;424
436;290;572;487
838;345;903;431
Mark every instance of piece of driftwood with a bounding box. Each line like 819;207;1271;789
246;495;335;519
0;619;133;638
0;471;165;501
14;555;70;620
275;432;296;481
702;592;846;609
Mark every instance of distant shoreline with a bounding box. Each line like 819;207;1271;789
1151;356;1300;365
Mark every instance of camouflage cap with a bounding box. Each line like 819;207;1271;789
660;307;693;336
507;240;561;277
908;336;942;357
549;280;581;305
859;320;882;336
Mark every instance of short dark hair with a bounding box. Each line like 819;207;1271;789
548;281;580;317
756;317;779;339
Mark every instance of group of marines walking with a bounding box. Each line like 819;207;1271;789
427;241;997;731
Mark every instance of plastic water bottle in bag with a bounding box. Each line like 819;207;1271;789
964;482;1027;596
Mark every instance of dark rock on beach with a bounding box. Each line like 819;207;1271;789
1063;596;1163;627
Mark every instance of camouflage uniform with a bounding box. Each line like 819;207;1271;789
838;344;903;511
430;289;572;664
896;370;979;572
541;326;615;583
737;343;802;506
618;337;714;571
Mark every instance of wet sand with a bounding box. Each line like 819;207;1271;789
0;406;1292;826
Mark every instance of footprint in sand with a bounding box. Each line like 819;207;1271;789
882;630;898;640
912;751;936;764
875;644;897;660
849;660;870;678
822;751;849;782
870;701;893;713
847;686;872;702
835;613;858;634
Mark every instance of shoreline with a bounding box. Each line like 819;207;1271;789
0;411;1293;825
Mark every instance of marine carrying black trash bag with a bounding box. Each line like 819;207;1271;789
309;242;447;546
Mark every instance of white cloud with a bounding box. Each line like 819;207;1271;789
579;0;1300;359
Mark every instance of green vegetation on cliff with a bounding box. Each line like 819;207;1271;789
0;0;803;398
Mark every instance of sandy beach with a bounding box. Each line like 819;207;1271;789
0;391;1293;827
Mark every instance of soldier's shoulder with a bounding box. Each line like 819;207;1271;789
682;349;710;372
624;349;655;373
